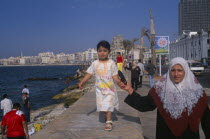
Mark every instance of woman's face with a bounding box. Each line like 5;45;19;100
170;64;185;84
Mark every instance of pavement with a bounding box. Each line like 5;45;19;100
30;70;145;139
30;71;210;139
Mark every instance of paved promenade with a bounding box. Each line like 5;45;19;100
30;71;209;139
31;71;145;139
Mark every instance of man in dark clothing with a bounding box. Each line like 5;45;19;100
146;60;156;88
131;62;141;90
22;93;30;123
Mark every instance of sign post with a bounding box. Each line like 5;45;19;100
155;36;170;76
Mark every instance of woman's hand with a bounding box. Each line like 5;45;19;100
118;82;134;95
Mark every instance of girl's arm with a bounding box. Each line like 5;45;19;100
112;75;121;84
78;73;92;89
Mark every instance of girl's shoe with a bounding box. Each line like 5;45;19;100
104;121;113;131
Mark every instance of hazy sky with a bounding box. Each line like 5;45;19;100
0;0;179;58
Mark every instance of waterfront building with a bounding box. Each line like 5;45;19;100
74;52;83;64
67;54;75;64
29;56;42;64
179;0;210;35
41;56;51;64
84;48;97;62
112;35;124;50
8;57;20;65
170;31;210;62
38;52;54;57
110;35;125;60
56;53;69;64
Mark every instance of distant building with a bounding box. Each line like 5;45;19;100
84;48;97;62
179;0;210;35
41;56;51;64
112;35;124;50
110;35;125;60
38;52;54;57
170;31;210;61
67;54;75;64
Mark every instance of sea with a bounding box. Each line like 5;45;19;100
0;65;81;120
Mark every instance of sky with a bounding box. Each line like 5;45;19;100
0;0;179;58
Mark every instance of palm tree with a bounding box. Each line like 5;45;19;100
140;28;150;60
122;40;132;59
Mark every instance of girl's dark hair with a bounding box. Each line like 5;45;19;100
97;40;111;52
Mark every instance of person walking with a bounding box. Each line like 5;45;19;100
119;57;210;139
137;59;145;88
116;52;123;72
146;60;156;88
78;40;121;131
1;94;13;116
22;93;30;123
22;85;29;96
131;62;141;91
1;103;29;139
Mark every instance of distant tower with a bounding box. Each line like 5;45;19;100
149;9;156;66
179;0;210;35
21;51;23;57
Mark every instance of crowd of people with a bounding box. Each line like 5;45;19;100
1;85;31;139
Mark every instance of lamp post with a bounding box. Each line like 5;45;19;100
184;34;188;60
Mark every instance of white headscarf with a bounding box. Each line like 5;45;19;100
154;57;204;119
132;61;137;69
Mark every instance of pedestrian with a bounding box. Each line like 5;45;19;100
119;57;210;139
1;94;13;116
137;59;145;88
131;62;141;91
22;93;30;123
1;103;29;139
146;60;156;88
123;59;127;71
126;61;132;71
78;40;121;131
22;85;29;96
116;52;123;72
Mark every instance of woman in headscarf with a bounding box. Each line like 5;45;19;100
119;57;210;139
130;61;141;91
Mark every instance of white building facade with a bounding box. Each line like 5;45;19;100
170;31;210;62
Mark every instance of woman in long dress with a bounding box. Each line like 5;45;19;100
119;57;210;139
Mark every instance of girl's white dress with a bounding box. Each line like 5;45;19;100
87;59;119;112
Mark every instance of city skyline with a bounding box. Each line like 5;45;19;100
0;0;179;58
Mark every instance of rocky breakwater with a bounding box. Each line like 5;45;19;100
27;75;94;136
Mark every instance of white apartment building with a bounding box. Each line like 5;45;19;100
170;31;210;62
41;56;51;64
84;48;97;62
56;53;68;64
67;54;75;64
74;52;83;63
38;52;54;57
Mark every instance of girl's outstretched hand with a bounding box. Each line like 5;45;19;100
118;82;134;95
78;82;83;90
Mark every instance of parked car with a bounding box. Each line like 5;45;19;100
187;60;204;75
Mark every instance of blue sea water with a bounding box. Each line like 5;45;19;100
0;65;81;119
